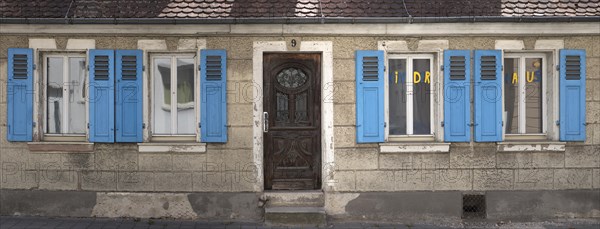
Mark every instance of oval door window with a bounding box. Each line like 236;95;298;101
276;68;308;89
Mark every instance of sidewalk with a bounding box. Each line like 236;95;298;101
1;216;599;229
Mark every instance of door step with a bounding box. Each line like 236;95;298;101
262;190;324;207
265;206;326;227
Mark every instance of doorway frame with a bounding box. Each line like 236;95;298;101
252;41;334;192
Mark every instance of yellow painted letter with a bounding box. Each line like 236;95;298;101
424;71;431;84
414;71;421;84
511;72;518;85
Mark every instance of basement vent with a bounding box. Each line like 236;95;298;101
94;55;110;80
449;56;466;80
462;194;486;219
362;56;379;81
121;55;137;80
565;55;581;80
479;55;497;80
12;54;28;79
205;55;222;81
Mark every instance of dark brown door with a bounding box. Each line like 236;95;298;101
263;53;321;190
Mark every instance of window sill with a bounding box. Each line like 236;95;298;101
137;143;206;153
497;142;566;152
27;142;94;153
379;142;450;153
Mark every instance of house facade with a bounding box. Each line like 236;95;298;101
1;0;599;223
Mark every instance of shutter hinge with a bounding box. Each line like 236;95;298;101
87;123;90;129
199;123;201;128
198;65;202;71
502;121;504;127
441;121;444;127
142;123;146;129
468;122;477;127
440;65;444;71
33;64;37;70
556;120;560;126
32;122;36;127
142;65;146;72
384;122;387;128
556;65;560;71
383;66;386;72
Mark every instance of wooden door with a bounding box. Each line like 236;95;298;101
263;53;321;190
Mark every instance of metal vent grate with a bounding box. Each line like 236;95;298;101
12;54;28;79
205;55;222;81
479;56;497;80
449;56;466;80
362;56;379;81
94;55;110;80
463;194;486;219
565;55;581;80
121;55;137;80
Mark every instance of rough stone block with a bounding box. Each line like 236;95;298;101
228;59;253;81
494;40;524;50
81;171;117;191
38;170;78;191
418;40;449;51
335;148;377;170
94;147;138;170
332;171;355;191
449;146;495;169
1;168;38;189
332;37;378;59
192;170;255;192
29;38;56;49
554;169;593;190
332;81;355;104
224;127;253;149
473;169;514;190
434;169;472;191
137;39;167;50
66;39;95;50
228;104;253;126
206;150;254;170
333;104;355;126
586;80;600;101
334;126;357;148
587;99;600;124
448;37;494;50
139;154;171;171
93;192;196;219
496;152;565;169
588;57;600;79
514;169;554;190
155;172;193;192
173;154;206;171
593;169;600;189
395;170;435;191
356;171;394;191
379;153;449;170
565;36;595;55
565;145;600;168
28;153;66;170
333;58;354;81
117;171;154;191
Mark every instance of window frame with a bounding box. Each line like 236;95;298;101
41;51;88;142
385;53;437;141
148;52;199;142
502;52;549;140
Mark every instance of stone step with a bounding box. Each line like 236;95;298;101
264;206;327;227
262;190;324;207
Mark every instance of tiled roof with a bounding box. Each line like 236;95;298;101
1;0;599;18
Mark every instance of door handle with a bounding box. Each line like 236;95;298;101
263;112;269;133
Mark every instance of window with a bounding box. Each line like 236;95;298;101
503;53;547;137
151;54;197;140
43;53;87;140
387;54;435;137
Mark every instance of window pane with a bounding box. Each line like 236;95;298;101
68;57;86;134
176;58;195;134
153;58;171;134
389;59;407;135
47;57;63;134
412;59;431;135
504;58;519;134
525;58;543;133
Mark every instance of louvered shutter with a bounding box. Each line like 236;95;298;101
444;50;471;142
6;48;33;141
356;50;385;143
89;49;115;142
474;50;503;142
559;49;586;141
200;49;227;142
115;50;143;142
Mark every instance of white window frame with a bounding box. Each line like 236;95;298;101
149;53;199;142
502;52;548;140
386;53;436;140
41;52;88;142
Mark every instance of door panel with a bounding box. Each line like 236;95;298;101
264;53;321;190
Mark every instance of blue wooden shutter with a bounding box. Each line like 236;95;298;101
356;50;385;143
444;50;471;142
200;49;227;142
115;50;143;142
89;49;115;142
559;49;586;141
6;48;33;141
474;50;503;142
